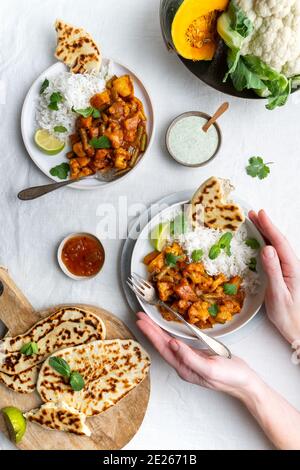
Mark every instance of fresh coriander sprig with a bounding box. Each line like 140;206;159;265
48;91;64;111
246;157;273;180
191;249;204;262
20;342;39;356
50;162;70;180
209;232;233;260
49;357;85;392
165;253;183;268
208;304;219;317
72;106;100;119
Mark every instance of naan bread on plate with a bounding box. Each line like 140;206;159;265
24;401;91;437
0;365;39;394
55;20;102;74
0;307;106;377
37;340;151;417
190;176;245;231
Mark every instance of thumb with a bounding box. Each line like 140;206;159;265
261;246;287;298
169;339;211;378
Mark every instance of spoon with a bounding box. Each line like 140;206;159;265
202;102;229;133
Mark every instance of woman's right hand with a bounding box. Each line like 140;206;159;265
249;210;300;344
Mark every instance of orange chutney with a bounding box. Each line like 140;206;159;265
61;235;105;277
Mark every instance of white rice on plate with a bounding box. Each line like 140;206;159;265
36;62;113;141
167;218;260;295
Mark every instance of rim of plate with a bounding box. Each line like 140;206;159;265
21;59;155;190
131;198;266;340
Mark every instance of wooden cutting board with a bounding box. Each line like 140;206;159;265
0;267;150;450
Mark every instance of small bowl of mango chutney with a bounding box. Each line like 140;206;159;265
166;111;222;167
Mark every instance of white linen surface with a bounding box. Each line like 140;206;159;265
0;0;300;450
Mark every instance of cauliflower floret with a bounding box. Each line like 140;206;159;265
235;0;300;76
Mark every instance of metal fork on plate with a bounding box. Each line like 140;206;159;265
17;168;130;200
127;272;232;359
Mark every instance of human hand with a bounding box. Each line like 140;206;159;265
136;312;258;399
249;209;300;344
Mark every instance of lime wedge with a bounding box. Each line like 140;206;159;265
34;129;65;155
150;222;170;251
2;406;27;444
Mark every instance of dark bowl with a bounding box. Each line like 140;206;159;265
159;0;295;100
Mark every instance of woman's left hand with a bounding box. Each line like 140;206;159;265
136;312;257;399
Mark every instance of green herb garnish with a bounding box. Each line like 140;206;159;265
72;106;100;118
191;249;204;262
20;342;39;356
49;357;85;392
48;91;64;111
54;125;67;133
246;157;271;180
90;136;111;149
40;78;49;95
245;238;260;249
70;372;85;392
223;283;238;295
165;253;182;268
248;257;257;272
209;232;233;260
208;304;219;317
50;162;70;180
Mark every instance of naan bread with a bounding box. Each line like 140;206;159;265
37;340;150;417
0;365;39;394
24;401;91;437
190;177;245;231
55;20;102;74
0;307;106;377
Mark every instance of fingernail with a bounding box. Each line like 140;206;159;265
169;339;179;352
263;246;275;259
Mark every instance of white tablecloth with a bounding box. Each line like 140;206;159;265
1;0;300;450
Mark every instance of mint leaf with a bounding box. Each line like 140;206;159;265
209;244;221;260
165;253;182;268
223;283;238;295
245;238;260;249
246;157;271;180
191;249;204;262
90;136;111;149
40;78;49;95
50;162;70;180
219;232;233;249
54;125;67;133
20;342;39;356
49;357;71;377
70;372;85;391
248;257;257;272
208;304;219;317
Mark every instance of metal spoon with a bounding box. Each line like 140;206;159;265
202;102;229;133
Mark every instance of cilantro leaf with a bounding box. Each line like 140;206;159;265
165;253;182;268
246;157;271;180
248;257;257;272
219;232;233;249
54;125;67;133
209;244;221;260
48;102;59;111
20;342;39;356
245;238;260;249
72;106;100;118
50;162;70;180
90;136;111;149
48;91;64;111
208;304;219;317
40;78;49;95
69;371;85;392
223;283;238;295
191;249;204;262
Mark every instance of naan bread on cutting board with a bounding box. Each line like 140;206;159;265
0;365;39;394
24;402;91;437
38;340;151;417
190;177;245;231
55;20;102;74
0;307;106;378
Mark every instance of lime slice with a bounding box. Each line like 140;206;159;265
34;129;65;155
2;407;27;444
150;222;170;251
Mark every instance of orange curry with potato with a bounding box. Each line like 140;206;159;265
144;243;245;329
68;75;148;179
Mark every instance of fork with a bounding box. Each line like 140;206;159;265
127;273;232;359
17;168;130;200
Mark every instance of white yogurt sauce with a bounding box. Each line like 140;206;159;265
168;115;219;165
